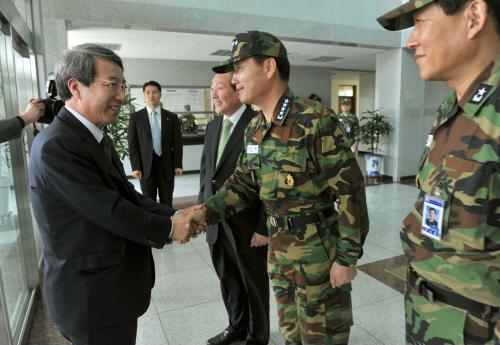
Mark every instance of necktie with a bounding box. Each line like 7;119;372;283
151;110;162;156
216;118;233;165
100;134;113;162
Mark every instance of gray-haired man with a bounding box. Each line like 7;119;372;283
28;44;199;345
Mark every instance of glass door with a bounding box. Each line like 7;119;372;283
0;23;36;345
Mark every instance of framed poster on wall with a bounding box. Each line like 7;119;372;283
128;86;214;125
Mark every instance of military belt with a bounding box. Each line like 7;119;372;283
408;266;499;320
268;207;335;229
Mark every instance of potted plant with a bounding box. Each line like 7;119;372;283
358;109;392;183
105;91;136;160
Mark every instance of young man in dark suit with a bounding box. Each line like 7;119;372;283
28;44;200;345
199;70;269;345
128;81;183;207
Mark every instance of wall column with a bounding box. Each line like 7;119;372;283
375;48;425;182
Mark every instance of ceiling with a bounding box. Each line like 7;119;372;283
67;27;383;71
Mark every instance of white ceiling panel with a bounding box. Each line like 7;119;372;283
67;27;381;70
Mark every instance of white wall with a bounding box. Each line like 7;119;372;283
123;59;214;87
123;58;333;105
41;0;402;50
396;49;426;179
375;48;452;181
110;0;402;30
375;49;401;178
290;65;332;106
359;72;375;115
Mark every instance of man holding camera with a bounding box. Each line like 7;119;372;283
28;44;202;345
0;99;44;143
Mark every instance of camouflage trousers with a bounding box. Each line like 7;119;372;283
267;216;352;345
405;286;500;344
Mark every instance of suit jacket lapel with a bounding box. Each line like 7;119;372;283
139;108;152;145
160;109;168;147
58;109;130;189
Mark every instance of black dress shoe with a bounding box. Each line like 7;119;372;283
206;328;246;345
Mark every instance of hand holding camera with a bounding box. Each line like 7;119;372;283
36;75;64;125
20;99;45;126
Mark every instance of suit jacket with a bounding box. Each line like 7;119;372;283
0;117;23;143
29;107;174;332
128;107;182;179
198;106;267;247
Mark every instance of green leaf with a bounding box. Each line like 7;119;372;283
358;109;393;155
105;90;136;160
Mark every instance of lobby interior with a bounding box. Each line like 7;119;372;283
0;1;456;344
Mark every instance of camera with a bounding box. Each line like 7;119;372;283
38;74;64;124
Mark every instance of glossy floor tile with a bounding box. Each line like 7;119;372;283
28;177;417;345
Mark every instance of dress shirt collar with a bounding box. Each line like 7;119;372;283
146;105;161;115
65;105;104;143
223;104;246;133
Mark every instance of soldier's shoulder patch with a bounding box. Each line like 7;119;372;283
469;84;492;105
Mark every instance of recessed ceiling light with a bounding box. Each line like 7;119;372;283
308;56;341;62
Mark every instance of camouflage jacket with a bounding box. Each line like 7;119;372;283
402;55;500;306
204;89;368;266
337;112;360;145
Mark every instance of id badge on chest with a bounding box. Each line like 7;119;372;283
421;194;445;240
246;145;259;154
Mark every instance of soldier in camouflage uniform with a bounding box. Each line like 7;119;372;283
337;98;359;150
378;0;500;344
195;31;369;345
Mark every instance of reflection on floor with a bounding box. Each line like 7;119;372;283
27;177;419;345
358;255;407;294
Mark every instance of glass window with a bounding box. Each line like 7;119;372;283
13;0;33;31
0;29;30;343
338;85;354;97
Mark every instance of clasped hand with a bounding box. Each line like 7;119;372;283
170;204;207;244
330;262;357;288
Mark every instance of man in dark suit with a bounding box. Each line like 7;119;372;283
0;99;44;143
28;44;199;345
128;81;183;207
199;70;269;345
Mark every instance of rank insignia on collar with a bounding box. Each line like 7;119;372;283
231;39;238;52
469;84;492;104
276;96;292;121
286;173;294;187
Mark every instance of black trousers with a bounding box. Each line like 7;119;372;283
209;227;270;345
57;319;137;345
140;153;174;206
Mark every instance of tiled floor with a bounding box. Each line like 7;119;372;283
27;175;419;345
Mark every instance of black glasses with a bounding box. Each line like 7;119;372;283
94;78;128;93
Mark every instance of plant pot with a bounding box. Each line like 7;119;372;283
364;153;383;177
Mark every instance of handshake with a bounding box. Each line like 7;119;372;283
170;204;208;244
